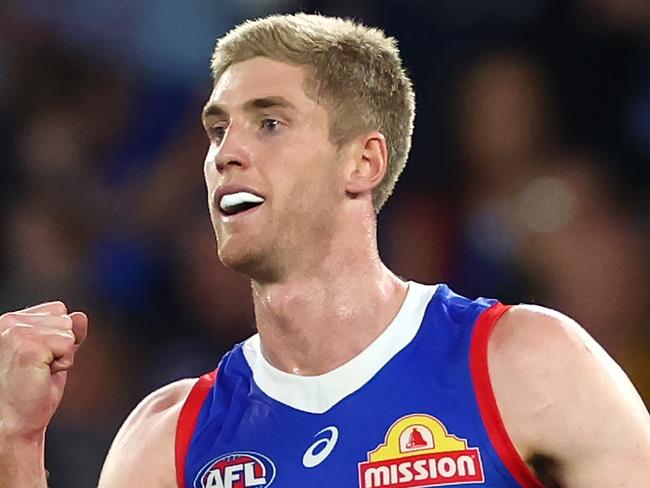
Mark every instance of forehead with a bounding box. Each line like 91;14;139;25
208;57;315;111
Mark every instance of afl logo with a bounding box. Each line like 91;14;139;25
194;451;276;488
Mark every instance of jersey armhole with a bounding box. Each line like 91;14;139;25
469;303;545;488
175;369;218;488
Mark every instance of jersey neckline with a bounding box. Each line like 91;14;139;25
241;281;437;414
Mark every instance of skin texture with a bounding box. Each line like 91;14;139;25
1;57;649;488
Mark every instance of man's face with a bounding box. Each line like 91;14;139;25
202;57;344;281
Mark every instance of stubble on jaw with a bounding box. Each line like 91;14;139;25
215;231;285;285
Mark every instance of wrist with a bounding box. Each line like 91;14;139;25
0;427;45;453
0;430;47;488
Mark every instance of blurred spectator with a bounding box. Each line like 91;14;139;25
451;50;650;400
515;155;650;396
448;50;558;301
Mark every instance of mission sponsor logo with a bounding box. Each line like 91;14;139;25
358;414;484;488
194;451;276;488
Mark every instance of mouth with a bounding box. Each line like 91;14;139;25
218;191;265;217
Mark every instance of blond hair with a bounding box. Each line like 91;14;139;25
211;13;415;211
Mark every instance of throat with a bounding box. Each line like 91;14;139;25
252;271;409;376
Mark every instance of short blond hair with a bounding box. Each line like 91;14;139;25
211;13;415;211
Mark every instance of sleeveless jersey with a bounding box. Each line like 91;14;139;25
175;282;544;488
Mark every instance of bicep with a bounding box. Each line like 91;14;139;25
489;306;650;487
546;320;650;486
98;379;195;488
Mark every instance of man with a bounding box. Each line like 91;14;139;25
1;13;649;488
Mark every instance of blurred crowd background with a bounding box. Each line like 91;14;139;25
0;0;648;485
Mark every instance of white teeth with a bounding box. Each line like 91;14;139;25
219;191;265;212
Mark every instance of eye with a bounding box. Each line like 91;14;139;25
208;124;227;143
261;118;280;132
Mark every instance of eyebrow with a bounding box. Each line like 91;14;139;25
202;96;295;122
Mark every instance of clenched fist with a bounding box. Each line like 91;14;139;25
0;301;88;440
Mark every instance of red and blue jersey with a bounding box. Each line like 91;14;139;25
175;282;544;488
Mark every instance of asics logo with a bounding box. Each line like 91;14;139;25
302;426;339;468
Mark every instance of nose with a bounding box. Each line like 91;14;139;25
215;153;245;173
213;126;251;173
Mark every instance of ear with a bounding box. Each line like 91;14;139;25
344;131;389;197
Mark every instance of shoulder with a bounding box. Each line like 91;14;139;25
98;378;197;488
115;378;196;446
486;304;650;484
487;304;597;380
490;304;586;351
487;302;645;426
126;378;197;425
487;303;635;398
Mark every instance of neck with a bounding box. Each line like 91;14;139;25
250;219;408;376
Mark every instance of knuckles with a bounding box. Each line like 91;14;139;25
59;315;74;328
48;301;68;315
0;323;34;342
0;303;78;364
0;322;75;352
0;307;73;330
0;312;20;326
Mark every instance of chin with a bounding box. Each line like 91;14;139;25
217;244;277;283
217;244;254;271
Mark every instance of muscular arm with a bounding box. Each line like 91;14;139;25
98;378;194;488
489;305;650;487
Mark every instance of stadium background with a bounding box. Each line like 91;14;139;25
0;0;648;485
